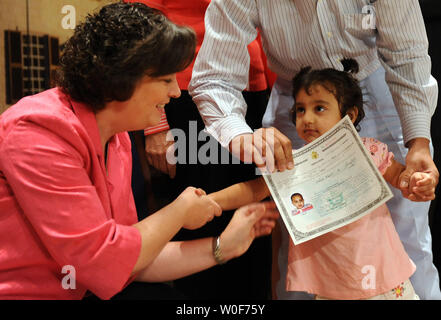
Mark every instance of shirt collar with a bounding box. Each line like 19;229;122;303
62;89;104;158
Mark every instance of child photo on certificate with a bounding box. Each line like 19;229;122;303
290;193;313;216
208;59;436;300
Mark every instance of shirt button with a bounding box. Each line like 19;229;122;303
327;32;333;38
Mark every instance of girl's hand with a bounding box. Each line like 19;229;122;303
398;138;439;200
177;187;222;230
407;172;437;202
218;201;279;262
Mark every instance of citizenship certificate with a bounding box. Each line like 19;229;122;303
263;116;393;245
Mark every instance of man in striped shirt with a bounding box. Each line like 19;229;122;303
189;0;440;300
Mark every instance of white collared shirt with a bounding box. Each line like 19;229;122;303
189;0;437;147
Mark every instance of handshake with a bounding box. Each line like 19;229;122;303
174;186;279;263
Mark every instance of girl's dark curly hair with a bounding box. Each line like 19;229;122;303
56;2;196;111
291;58;365;130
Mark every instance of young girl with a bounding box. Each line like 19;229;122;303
209;59;436;300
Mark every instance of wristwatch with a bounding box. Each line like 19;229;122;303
212;236;226;265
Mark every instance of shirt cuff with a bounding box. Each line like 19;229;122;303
400;112;433;145
144;109;170;135
205;115;253;149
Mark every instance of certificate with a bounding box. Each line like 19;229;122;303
263;116;393;245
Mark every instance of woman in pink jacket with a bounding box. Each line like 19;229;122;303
0;2;278;300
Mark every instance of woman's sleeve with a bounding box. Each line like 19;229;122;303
0;120;141;300
362;137;394;175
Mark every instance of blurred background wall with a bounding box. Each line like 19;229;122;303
0;0;115;114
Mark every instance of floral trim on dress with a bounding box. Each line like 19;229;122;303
361;137;394;175
392;282;405;298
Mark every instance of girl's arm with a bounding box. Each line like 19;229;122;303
135;202;278;282
208;177;270;211
382;158;405;190
383;159;436;201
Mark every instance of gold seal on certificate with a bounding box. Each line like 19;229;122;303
263;116;393;245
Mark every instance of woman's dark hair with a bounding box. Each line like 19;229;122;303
291;58;365;130
55;2;196;110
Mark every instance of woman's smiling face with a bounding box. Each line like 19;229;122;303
121;73;181;131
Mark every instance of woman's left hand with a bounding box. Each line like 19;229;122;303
219;201;279;262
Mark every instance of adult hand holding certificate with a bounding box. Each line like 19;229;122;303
263;116;393;245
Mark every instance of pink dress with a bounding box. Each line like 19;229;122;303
286;138;416;299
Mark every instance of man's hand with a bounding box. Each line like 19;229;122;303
398;138;439;201
145;130;176;178
229;127;294;173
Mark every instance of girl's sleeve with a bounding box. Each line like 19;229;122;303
362;137;394;175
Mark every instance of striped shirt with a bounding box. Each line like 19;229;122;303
144;108;169;135
189;0;438;148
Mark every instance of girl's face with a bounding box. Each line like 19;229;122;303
294;84;343;143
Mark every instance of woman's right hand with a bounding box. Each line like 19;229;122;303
176;187;222;230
